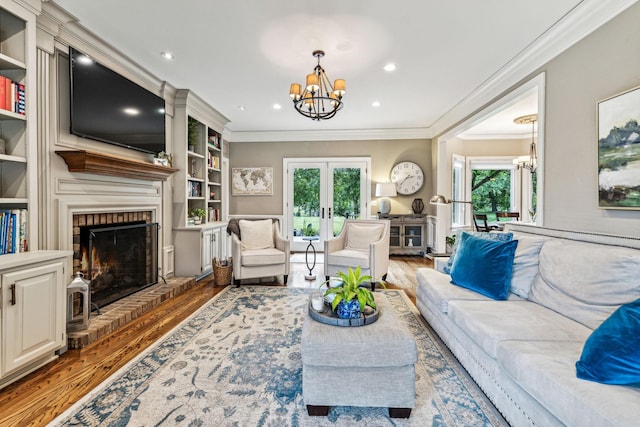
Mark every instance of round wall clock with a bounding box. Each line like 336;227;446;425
390;161;424;195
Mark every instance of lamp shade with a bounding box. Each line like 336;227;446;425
376;182;397;197
429;195;450;205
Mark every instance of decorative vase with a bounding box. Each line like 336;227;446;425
412;198;424;214
335;299;361;319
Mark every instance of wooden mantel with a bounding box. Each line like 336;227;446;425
56;150;178;181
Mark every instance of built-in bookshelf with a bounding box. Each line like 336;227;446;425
172;89;229;228
0;4;31;254
207;129;222;222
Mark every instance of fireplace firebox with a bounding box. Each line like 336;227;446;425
80;222;158;309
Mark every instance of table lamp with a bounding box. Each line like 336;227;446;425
376;183;397;215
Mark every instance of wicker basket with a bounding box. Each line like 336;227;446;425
213;258;232;286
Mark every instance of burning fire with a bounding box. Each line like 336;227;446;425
81;246;108;280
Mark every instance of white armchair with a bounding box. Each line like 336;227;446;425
229;218;290;286
324;219;391;291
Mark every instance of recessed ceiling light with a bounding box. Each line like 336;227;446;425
383;63;396;72
372;101;381;107
237;106;246;111
77;55;93;65
123;107;140;116
160;51;175;60
273;104;282;110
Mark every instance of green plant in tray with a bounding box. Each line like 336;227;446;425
322;266;385;312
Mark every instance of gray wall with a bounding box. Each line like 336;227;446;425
229;139;433;218
541;2;640;235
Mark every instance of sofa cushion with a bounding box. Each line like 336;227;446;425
576;299;640;386
345;223;384;250
326;249;370;269
529;239;640;329
239;219;274;250
449;232;518;300
241;247;285;266
443;231;513;274
498;340;640;427
448;300;591;358
416;268;495;313
509;233;548;298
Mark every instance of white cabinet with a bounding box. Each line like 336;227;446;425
0;251;71;389
174;223;227;280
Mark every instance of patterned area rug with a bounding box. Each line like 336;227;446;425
50;286;507;426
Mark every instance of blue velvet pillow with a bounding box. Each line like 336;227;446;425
443;231;514;274
576;299;640;386
449;231;518;300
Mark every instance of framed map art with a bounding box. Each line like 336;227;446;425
232;167;273;195
597;85;640;209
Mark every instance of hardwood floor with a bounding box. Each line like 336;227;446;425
0;256;431;426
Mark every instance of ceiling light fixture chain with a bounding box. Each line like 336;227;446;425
513;113;538;172
289;50;346;121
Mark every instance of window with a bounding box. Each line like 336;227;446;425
451;155;466;227
466;158;521;223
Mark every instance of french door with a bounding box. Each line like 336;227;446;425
284;158;370;252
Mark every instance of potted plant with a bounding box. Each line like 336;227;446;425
189;208;207;225
322;266;385;319
153;151;172;167
188;117;199;151
445;234;456;254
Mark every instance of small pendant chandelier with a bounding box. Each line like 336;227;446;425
513;113;538;172
289;50;346;121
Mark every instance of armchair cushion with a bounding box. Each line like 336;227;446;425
346;223;385;250
327;249;371;269
239;219;274;250
241;247;287;266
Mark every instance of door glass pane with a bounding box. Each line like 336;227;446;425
332;167;361;236
293;167;320;238
471;169;512;221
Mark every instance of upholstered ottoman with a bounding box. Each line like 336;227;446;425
301;293;417;418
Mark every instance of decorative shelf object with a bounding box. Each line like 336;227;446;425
56;150;178;181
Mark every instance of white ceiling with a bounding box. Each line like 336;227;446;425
50;1;622;141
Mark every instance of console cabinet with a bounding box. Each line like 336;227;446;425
378;214;427;256
0;251;72;389
173;224;229;280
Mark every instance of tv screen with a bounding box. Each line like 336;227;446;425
69;47;166;155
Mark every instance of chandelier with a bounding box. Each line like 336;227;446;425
513;113;538;172
289;50;346;120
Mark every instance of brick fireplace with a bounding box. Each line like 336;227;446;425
67;209;196;349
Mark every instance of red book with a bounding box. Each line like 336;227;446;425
0;76;6;111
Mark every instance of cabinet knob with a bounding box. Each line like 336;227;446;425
9;283;16;305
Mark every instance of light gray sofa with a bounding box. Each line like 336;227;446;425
416;223;640;427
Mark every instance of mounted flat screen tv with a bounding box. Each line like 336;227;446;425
69;47;166;155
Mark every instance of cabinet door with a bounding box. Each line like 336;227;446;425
2;261;64;375
201;229;214;274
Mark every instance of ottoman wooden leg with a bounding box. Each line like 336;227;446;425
389;407;412;418
306;405;330;416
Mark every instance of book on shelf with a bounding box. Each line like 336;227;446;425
208;133;220;149
0;76;26;115
0;209;27;254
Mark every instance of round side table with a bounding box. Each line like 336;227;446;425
302;236;320;280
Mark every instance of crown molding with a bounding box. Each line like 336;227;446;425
428;0;638;139
224;127;432;143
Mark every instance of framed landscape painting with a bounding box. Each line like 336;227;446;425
597;85;640;209
232;167;273;195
